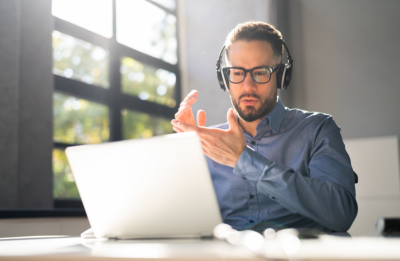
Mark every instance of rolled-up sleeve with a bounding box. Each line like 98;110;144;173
233;117;358;232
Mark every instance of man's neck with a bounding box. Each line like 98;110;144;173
238;118;262;137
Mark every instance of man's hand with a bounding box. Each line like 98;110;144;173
174;90;206;127
172;108;246;168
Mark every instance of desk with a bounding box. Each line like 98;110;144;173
0;235;400;260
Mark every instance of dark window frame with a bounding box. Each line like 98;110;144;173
53;0;180;208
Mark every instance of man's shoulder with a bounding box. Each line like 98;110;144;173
283;107;339;134
285;107;331;121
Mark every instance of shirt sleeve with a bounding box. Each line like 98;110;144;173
233;117;358;232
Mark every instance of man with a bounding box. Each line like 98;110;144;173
172;21;357;233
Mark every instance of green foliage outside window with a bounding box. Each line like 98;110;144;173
52;30;109;88
53;92;109;199
53;92;110;144
122;109;173;139
121;57;176;108
53;149;80;199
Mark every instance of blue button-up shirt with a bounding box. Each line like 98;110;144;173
206;97;357;232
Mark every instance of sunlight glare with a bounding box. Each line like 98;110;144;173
116;0;177;64
139;91;150;100
52;0;113;38
242;231;264;252
64;68;73;78
156;85;167;95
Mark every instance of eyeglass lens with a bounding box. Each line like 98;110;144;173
228;68;271;83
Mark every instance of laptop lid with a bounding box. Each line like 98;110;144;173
66;132;222;239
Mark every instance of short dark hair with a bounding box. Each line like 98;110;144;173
225;21;283;62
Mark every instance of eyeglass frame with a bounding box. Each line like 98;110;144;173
222;65;280;84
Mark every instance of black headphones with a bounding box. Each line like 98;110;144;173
216;40;293;91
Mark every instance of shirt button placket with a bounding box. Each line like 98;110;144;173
244;139;259;225
248;190;258;225
249;140;258;152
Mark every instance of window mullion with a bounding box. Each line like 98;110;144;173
116;43;179;74
109;0;122;142
119;93;176;119
145;0;176;16
54;76;111;106
54;17;110;49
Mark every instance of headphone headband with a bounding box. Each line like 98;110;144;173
216;40;293;91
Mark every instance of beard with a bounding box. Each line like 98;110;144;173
231;89;277;122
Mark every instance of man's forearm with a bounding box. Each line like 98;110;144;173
233;146;358;232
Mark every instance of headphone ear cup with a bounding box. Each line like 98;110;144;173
224;70;230;90
276;64;283;89
216;68;226;91
283;65;293;89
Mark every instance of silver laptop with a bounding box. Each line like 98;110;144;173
66;131;222;239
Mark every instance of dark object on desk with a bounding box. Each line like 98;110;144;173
376;217;400;234
296;228;352;239
296;228;324;239
0;209;86;219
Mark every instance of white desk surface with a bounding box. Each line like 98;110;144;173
0;235;400;261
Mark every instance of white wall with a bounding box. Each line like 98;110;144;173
344;136;400;236
178;0;273;126
286;0;400;235
287;0;400;140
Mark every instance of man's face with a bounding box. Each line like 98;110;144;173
227;40;278;122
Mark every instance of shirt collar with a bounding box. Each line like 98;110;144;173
262;96;286;133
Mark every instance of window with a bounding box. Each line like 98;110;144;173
116;0;177;64
52;31;110;88
53;93;110;144
121;57;177;107
52;0;179;205
122;109;173;139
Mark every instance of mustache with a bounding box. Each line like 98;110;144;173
239;93;261;101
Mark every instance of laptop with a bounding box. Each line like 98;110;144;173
66;131;222;239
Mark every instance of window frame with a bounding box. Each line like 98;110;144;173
53;0;180;207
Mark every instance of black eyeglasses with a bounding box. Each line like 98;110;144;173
223;65;279;84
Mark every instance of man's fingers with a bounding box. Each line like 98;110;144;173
200;141;213;158
197;110;206;127
201;140;209;151
175;105;190;118
171;119;199;133
186;89;198;99
174;90;198;125
180;90;198;106
177;105;189;112
174;110;185;121
181;95;197;106
227;108;241;132
174;104;197;125
172;123;184;132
